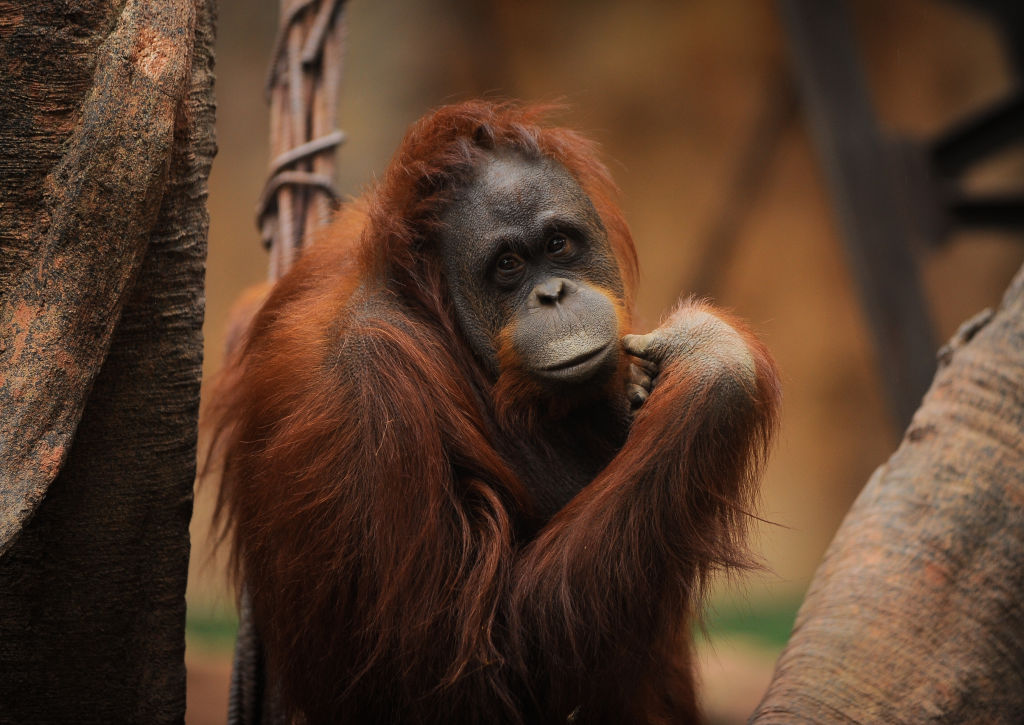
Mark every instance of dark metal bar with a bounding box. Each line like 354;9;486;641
930;91;1024;177
779;0;938;429
947;194;1024;231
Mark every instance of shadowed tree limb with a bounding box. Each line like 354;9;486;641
752;262;1024;722
0;0;215;720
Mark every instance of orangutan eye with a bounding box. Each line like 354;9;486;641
496;254;523;273
547;235;570;256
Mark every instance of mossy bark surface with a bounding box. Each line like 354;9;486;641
753;266;1024;723
0;1;215;721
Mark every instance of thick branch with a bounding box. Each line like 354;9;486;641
0;0;195;555
753;263;1024;722
0;0;215;720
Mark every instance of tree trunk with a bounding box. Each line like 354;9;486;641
752;263;1024;722
0;1;215;722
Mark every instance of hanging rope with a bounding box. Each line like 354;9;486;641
257;0;348;281
227;5;350;722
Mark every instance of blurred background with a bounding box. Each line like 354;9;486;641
186;0;1024;722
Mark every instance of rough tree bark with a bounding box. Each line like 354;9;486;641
0;1;215;722
752;262;1024;722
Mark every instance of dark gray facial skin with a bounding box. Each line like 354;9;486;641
439;151;625;388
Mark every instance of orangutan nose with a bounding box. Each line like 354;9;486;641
532;277;577;305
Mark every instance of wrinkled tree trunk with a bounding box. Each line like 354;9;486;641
752;263;1024;722
0;1;215;722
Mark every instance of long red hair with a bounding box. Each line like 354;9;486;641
209;101;642;723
